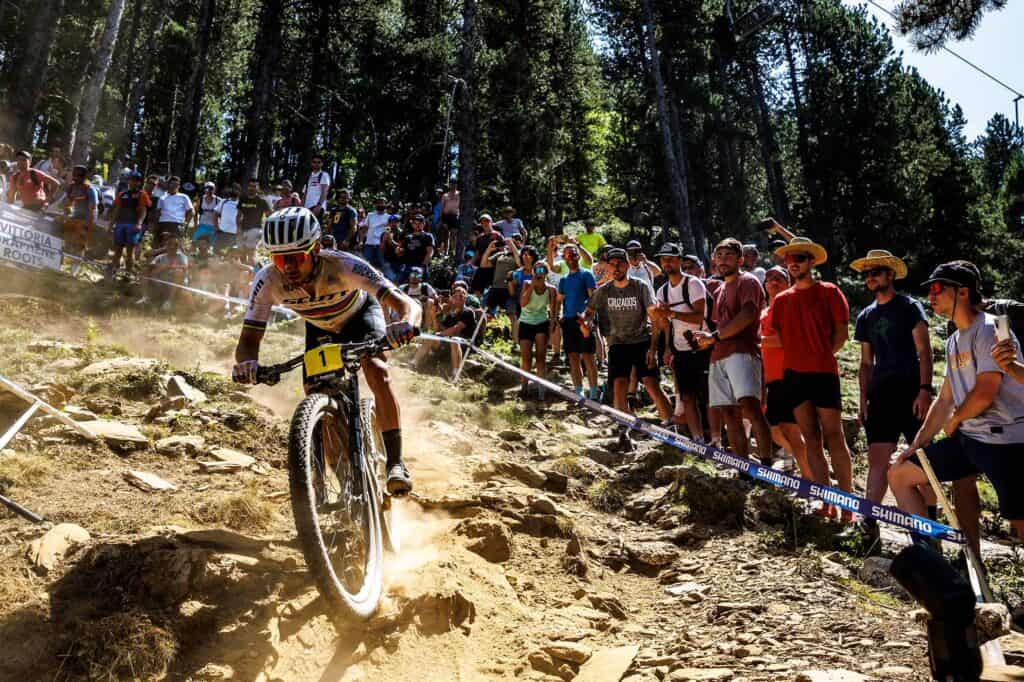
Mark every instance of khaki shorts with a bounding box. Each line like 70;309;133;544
62;218;92;252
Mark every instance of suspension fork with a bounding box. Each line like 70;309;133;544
345;371;367;498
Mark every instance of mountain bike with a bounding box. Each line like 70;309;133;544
255;336;401;619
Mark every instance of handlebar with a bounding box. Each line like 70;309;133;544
252;331;418;386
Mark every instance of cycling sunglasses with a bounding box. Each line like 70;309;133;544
272;243;316;271
928;280;956;296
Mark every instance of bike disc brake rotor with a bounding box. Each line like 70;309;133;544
312;412;371;596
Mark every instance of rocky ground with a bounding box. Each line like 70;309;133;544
1;274;1024;681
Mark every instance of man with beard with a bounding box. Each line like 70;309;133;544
768;237;853;520
584;248;672;451
653;243;711;440
325;188;358;248
694;239;773;464
849;250;937;543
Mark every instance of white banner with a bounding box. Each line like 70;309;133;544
0;205;63;271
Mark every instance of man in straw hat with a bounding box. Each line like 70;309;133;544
849;250;937;545
767;237;854;520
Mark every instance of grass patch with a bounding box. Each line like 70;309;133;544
586;479;625;512
63;610;178;681
0;453;55;487
551;456;586;479
193;481;277;531
842;578;904;613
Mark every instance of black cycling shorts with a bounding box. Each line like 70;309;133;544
561;318;595;354
303;298;386;382
518;320;550;343
670;349;711;396
764;379;795;426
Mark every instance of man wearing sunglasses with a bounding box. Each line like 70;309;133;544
232;207;422;496
890;261;1024;555
849;250;936;545
767;237;854;520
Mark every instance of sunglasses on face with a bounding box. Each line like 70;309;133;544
785;253;810;264
271;248;313;272
928;281;955;296
861;268;889;280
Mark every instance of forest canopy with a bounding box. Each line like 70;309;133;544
1;0;1022;294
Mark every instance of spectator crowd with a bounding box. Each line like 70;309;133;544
5;145;1024;558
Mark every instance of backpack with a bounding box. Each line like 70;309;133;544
658;274;716;337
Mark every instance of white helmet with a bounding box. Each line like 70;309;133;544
262;206;321;253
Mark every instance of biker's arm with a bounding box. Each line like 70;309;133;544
235;326;264;364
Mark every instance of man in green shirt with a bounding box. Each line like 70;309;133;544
575;220;606;257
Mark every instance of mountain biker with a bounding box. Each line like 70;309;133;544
231;206;422;495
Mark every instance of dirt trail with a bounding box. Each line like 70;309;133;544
0;290;1022;681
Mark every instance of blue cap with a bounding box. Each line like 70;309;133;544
128;170;143;179
465;250;475;258
388;214;401;223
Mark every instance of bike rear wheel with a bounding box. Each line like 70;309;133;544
288;393;384;619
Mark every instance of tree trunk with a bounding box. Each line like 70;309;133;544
6;0;66;146
174;0;216;179
72;0;127;167
242;0;284;180
639;0;701;260
745;56;791;226
454;0;478;261
111;3;164;179
293;0;333;177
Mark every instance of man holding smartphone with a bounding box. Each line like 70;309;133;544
890;261;1024;554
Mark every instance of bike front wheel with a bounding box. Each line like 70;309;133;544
288;393;384;620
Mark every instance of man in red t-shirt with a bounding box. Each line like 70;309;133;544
6;150;59;211
768;237;853;519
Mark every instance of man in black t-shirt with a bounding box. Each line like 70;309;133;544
325;187;358;249
400;267;439;330
397;213;435;283
850;250;936;542
414;282;475;375
470;214;503;294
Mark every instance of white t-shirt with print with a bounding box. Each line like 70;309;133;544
364;211;390;246
657;275;708;351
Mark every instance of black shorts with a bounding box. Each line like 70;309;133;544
765;379;795;426
909;433;1024;520
470;267;493;293
783;370;841;411
518;320;550;343
154;222;182;244
670;349;711;395
485;287;515;314
303;298;387;380
561;318;595;354
609;341;659;381
865;378;922;444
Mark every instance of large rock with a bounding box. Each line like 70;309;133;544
575;645;640;682
166;375;207;404
61;405;98;421
454;518;513;563
588;592;627;620
27;523;90;573
475;461;547;488
80;357;160;377
858;556;896;589
156;435;207;457
668;669;734;681
624;541;679;568
79;420;149;450
543;641;593;665
206;447;256;468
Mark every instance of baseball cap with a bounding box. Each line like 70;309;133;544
625;239;642;250
681;254;701;266
655;242;684;258
478;213;493;223
412;213;426;221
183;181;196;192
409;266;424;278
764;265;791;283
203;181;215;190
606;248;628;262
388;214;401;223
921;261;981;292
742;243;759;255
465;249;475;258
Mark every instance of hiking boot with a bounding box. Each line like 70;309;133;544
386;463;413;496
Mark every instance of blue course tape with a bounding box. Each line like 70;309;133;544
419;333;964;544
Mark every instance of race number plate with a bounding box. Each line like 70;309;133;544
304;344;343;377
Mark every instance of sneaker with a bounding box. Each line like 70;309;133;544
386;463;413;496
587;387;601;401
